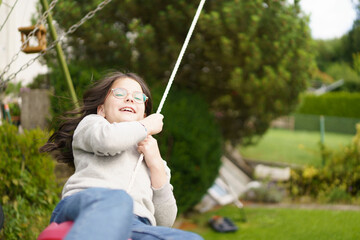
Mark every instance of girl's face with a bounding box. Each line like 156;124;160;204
97;78;146;123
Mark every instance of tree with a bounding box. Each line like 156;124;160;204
314;38;347;71
312;0;360;92
339;1;360;64
39;0;314;145
183;0;314;145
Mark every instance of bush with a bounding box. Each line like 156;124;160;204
8;103;20;116
288;124;360;203
154;89;223;213
0;124;60;240
296;92;360;118
326;187;352;203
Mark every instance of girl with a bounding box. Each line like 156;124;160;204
40;72;203;240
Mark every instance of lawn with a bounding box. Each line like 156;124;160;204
239;129;354;167
181;205;360;240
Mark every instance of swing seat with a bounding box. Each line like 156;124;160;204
37;221;73;240
37;221;132;240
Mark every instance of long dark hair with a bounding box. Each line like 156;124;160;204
40;72;153;166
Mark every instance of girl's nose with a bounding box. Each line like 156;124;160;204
125;95;134;103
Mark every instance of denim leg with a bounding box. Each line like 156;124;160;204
51;188;133;240
131;216;204;240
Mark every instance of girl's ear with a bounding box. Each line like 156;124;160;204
97;105;105;117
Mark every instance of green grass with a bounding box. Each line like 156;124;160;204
239;129;354;167
184;205;360;240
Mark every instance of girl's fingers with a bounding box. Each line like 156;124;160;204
137;145;142;153
140;136;153;145
138;136;157;154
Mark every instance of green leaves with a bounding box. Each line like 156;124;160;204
0;124;60;239
296;92;360;118
289;125;360;203
155;89;223;213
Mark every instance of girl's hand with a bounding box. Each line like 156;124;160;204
139;113;164;136
138;135;167;188
138;135;162;168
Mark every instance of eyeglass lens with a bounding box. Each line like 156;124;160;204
112;88;147;103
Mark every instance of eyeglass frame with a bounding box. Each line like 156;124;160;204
111;87;149;104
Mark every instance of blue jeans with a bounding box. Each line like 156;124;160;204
131;215;203;240
50;188;203;240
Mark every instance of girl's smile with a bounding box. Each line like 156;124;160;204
119;106;136;113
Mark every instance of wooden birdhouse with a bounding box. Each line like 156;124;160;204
18;25;47;54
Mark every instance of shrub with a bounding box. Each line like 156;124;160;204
8;103;20;116
0;123;60;240
296;92;360;118
326;187;352;203
288;124;360;203
154;89;223;213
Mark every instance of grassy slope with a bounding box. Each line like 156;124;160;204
239;129;354;167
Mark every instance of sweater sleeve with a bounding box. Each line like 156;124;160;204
73;114;147;156
152;161;177;227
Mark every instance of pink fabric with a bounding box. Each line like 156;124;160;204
37;221;132;240
37;221;73;240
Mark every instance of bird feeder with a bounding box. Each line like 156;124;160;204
18;25;47;54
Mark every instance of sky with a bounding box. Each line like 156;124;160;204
299;0;358;39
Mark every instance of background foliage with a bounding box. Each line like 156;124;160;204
288;124;360;204
37;0;314;145
313;1;360;93
0;124;60;240
154;89;223;213
296;92;360;118
325;62;360;92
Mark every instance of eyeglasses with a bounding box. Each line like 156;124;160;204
111;88;148;104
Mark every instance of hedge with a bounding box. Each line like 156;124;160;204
296;92;360;118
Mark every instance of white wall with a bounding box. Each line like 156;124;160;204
0;0;48;86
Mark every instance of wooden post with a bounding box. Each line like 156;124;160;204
320;115;326;166
40;0;79;108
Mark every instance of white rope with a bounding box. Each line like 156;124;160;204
127;0;206;192
156;0;206;114
127;153;144;192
